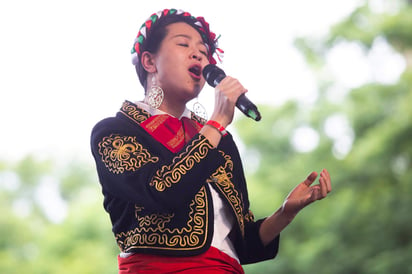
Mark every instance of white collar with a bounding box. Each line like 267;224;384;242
135;101;192;120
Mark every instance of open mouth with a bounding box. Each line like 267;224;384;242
189;65;202;79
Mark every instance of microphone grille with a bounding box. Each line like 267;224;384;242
202;64;225;87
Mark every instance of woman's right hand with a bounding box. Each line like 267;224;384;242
209;76;248;128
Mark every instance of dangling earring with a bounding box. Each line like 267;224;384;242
193;98;208;120
145;75;164;109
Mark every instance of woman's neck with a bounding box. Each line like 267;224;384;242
158;101;186;118
144;85;192;118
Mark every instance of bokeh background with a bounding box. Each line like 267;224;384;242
1;0;411;273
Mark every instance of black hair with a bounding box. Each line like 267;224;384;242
135;15;210;91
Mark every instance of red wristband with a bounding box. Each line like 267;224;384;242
206;120;227;136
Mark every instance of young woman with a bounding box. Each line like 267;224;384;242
91;8;332;273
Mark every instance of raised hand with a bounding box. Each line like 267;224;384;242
282;169;332;218
210;76;248;128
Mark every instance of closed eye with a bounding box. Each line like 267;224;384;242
178;43;207;56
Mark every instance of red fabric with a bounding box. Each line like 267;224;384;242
140;115;203;153
118;246;244;274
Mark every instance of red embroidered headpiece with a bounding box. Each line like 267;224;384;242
131;9;223;66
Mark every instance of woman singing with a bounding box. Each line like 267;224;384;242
91;8;332;273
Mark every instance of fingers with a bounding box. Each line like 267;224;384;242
319;169;332;199
217;76;247;104
320;169;332;192
303;169;331;201
319;175;328;198
323;169;332;192
212;77;247;126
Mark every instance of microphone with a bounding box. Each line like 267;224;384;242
202;64;261;121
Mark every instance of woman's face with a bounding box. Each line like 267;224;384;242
153;22;210;104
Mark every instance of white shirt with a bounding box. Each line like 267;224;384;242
208;185;239;262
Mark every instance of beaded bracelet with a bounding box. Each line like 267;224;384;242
206;120;227;136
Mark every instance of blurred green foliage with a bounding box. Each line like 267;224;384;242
0;157;118;273
1;1;411;273
243;1;412;273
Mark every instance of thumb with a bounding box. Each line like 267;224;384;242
303;171;318;186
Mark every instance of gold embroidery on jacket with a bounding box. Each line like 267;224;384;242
207;152;246;237
244;210;255;222
120;101;150;124
134;206;175;229
98;134;159;174
150;135;213;191
116;186;209;252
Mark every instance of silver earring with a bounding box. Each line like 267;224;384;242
145;75;164;109
193;98;208;119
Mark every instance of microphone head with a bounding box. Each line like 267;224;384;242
202;64;226;87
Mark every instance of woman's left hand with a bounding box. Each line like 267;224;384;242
282;169;332;218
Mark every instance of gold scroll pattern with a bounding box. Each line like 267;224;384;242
149;135;214;191
116;186;209;252
207;151;247;238
98;134;159;174
120;101;150;124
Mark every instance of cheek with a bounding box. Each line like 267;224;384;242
157;51;183;74
155;59;175;83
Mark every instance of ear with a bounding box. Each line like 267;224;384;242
141;51;157;73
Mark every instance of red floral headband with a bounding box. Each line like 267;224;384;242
131;8;223;66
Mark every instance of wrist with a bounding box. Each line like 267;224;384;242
206;120;227;136
280;200;298;222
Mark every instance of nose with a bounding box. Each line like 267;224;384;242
191;51;202;61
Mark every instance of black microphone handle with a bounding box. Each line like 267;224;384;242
236;94;261;121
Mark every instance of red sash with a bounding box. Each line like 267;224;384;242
118;246;244;274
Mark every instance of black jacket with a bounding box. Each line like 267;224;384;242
90;101;279;264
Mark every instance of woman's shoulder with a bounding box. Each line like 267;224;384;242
90;101;148;140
